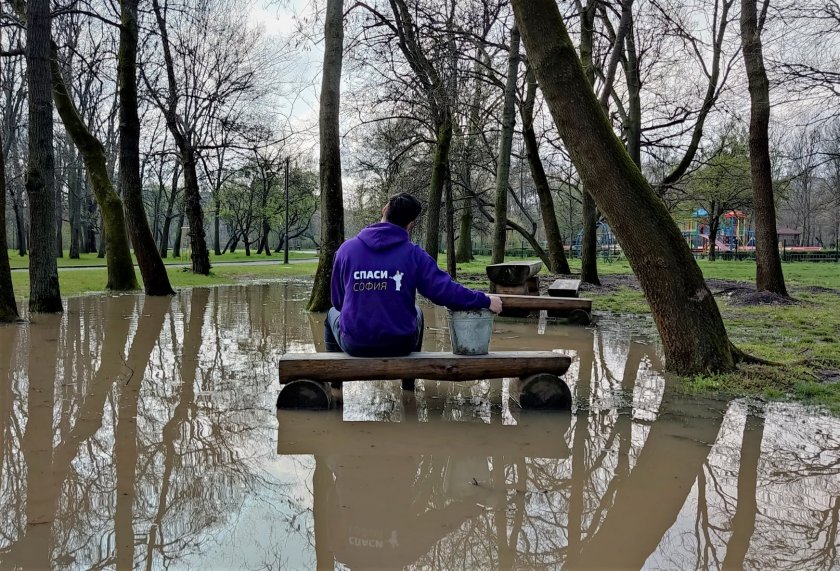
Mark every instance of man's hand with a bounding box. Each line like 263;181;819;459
487;295;503;314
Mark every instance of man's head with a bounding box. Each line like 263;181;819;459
381;193;422;231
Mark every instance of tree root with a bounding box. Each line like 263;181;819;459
730;343;782;367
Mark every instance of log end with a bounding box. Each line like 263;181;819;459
277;379;333;410
513;373;572;411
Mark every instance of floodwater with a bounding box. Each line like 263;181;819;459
0;283;838;570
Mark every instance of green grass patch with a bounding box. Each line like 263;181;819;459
7;249;315;269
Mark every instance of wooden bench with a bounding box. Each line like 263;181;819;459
486;261;543;315
494;293;593;325
277;351;572;411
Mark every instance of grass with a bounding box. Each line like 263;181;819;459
11;261;319;297
6;249;316;269
8;248;840;411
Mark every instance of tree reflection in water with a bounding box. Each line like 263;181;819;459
0;284;837;569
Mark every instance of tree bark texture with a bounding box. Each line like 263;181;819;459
424;117;452;260
25;0;62;313
491;25;520;265
308;0;345;312
578;0;600;285
68;152;81;258
455;196;473;262
118;0;175;295
51;45;138;291
445;173;456;277
512;0;739;374
741;0;788;295
522;64;570;274
0;136;18;322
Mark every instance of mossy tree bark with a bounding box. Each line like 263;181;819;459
741;0;788;296
512;0;739;373
0;136;18;322
578;0;600;285
118;0;175;295
521;63;571;274
24;0;62;313
308;0;345;312
425;117;452;260
50;45;138;291
491;25;520;265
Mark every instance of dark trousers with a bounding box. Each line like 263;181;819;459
324;306;424;357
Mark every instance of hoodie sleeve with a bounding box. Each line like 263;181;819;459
331;249;345;310
415;247;490;310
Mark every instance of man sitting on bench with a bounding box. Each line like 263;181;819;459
325;193;503;357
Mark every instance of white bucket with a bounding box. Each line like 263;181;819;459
447;309;494;355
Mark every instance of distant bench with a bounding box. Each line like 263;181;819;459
486;263;591;323
277;351;572;411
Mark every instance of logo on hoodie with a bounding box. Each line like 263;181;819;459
351;269;404;292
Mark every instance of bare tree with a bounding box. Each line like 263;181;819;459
741;0;788;295
308;0;346;311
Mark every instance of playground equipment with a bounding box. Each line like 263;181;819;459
682;209;752;253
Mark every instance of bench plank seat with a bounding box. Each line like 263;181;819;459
494;294;592;311
278;350;571;384
548;278;582;298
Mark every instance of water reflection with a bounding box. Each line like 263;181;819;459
0;283;837;570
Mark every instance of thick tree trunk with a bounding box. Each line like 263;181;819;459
159;166;179;258
118;0;175;295
25;0;62;313
741;0;788;296
0;136;18;322
512;0;739;373
624;22;642;168
578;0;600;285
522;64;570;274
308;0;345;312
180;156;210;274
12;194;27;256
54;167;63;257
424;117;452;260
491;25;520;265
51;45;138;291
455;197;473;262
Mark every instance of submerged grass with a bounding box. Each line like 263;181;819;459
8;249;840;411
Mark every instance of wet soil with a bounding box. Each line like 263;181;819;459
0;283;838;569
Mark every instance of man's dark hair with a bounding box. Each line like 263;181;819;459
385;193;422;228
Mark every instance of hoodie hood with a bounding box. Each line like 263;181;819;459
356;222;409;251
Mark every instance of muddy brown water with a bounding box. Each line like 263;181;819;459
0;283;838;570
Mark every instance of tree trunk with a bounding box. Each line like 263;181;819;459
491;25;520;265
578;0;600;285
521;64;570;274
445;171;456;277
455;197;473;262
68;152;81;259
159;166;179;258
24;0;62;313
624;21;642;168
708;214;720;262
180;155;210;274
0;136;18;322
424;117;452;260
308;0;345;312
118;0;175;295
12;193;27;257
741;0;788;296
51;44;138;291
55;163;63;257
512;0;739;373
172;210;185;258
213;196;221;255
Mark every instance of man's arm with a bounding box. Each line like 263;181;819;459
330;251;345;310
414;248;501;312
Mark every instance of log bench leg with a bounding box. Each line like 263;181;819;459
277;379;334;410
511;373;572;411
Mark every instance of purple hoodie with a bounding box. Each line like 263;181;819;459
331;222;490;351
